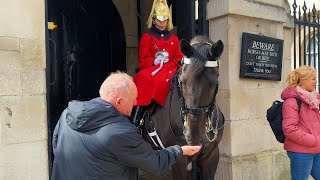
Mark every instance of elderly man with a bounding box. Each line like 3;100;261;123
51;71;201;180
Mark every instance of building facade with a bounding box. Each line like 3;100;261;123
0;0;318;179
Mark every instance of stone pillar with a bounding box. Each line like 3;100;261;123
0;0;48;179
207;0;294;179
113;0;139;76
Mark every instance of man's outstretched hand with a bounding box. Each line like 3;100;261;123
181;145;202;156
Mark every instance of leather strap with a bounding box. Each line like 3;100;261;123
149;33;159;52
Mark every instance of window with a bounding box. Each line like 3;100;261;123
306;36;318;66
306;35;319;91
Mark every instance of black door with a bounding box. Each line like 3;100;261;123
168;0;209;41
46;0;126;176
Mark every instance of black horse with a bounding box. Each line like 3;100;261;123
140;35;225;180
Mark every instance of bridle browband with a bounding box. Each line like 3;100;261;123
183;57;219;68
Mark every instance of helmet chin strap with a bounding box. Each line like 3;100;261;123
153;21;167;31
156;26;166;31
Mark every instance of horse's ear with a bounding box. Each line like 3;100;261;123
180;39;193;57
211;40;224;58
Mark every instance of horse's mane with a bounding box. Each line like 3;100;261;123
183;36;215;79
170;68;181;91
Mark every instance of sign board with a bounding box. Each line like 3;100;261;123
240;33;284;81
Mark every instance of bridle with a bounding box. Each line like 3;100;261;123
178;55;223;142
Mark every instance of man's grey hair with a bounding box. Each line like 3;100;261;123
99;71;133;98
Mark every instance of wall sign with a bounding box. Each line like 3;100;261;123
240;33;284;81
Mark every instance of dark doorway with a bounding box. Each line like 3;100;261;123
168;0;209;41
46;0;126;177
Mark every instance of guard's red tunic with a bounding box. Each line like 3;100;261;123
133;27;183;106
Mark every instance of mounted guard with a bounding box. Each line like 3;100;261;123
132;0;184;124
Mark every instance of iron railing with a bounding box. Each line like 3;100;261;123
292;0;320;91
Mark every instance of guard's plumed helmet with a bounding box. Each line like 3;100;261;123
147;0;173;31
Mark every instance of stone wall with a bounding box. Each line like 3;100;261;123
0;0;48;179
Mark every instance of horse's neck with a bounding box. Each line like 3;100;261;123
168;75;182;115
149;71;185;145
167;70;183;117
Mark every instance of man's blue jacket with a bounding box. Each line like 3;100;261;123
51;97;182;180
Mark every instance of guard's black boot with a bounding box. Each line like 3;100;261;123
132;106;146;126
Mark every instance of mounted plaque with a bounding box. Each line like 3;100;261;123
240;33;284;81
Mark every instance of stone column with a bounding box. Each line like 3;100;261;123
113;0;140;76
207;0;294;179
0;0;48;179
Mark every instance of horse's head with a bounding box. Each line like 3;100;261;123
179;36;224;145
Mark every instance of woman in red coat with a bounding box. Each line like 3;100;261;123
132;0;183;124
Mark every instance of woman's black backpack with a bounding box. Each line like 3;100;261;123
266;98;301;143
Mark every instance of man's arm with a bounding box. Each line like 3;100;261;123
108;131;185;176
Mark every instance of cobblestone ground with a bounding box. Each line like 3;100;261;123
139;170;173;180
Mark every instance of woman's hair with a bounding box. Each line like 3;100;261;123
286;65;316;86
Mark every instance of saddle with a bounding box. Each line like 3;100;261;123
132;103;157;126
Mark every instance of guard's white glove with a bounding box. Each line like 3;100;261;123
154;51;169;65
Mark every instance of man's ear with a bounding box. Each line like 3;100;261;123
115;97;122;106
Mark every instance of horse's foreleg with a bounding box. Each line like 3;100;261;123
199;147;220;180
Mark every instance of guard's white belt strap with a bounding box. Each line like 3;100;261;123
151;59;165;76
183;57;218;67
